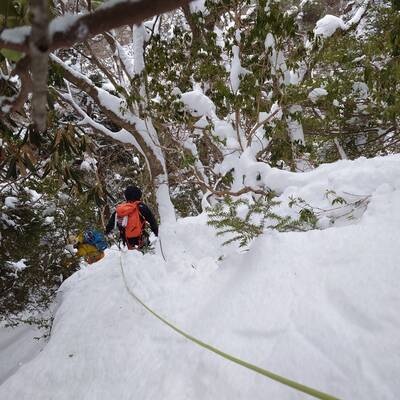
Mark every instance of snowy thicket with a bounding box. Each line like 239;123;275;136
40;0;400;219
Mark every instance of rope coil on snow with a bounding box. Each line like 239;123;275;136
118;251;340;400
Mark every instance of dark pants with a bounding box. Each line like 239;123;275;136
124;231;150;250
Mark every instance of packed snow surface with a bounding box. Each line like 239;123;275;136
1;155;400;399
0;325;43;385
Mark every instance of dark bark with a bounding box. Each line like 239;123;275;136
51;56;165;179
29;0;50;132
0;0;191;53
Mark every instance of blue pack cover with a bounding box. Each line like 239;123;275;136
83;228;108;251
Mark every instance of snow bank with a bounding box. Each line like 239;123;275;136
1;155;400;400
0;324;44;385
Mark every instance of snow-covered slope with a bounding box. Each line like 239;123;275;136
1;156;400;400
0;324;43;385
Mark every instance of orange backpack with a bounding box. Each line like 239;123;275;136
115;201;145;239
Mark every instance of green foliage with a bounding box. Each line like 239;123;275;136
0;0;29;28
0;179;89;327
0;48;23;62
0;115;148;328
207;194;304;247
207;189;371;250
301;3;400;161
288;190;370;227
169;178;202;218
0;144;121;329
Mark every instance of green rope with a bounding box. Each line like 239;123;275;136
118;252;340;400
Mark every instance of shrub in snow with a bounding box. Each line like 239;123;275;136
207;190;371;248
207;194;307;247
0;186;80;329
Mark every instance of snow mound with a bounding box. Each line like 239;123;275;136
6;259;29;272
1;155;400;400
4;196;19;208
314;15;346;38
180;90;216;118
308;87;328;103
0;324;43;385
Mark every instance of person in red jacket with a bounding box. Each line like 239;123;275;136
105;185;158;250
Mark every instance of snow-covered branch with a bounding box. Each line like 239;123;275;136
314;0;370;38
50;53;162;173
0;0;191;54
191;165;269;197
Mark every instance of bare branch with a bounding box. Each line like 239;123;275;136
333;138;348;160
181;4;202;47
102;32;134;83
83;40;127;97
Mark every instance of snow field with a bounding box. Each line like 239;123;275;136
1;155;400;399
0;324;43;385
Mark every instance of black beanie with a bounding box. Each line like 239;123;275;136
124;185;142;201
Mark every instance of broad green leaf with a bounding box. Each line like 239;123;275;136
0;48;23;62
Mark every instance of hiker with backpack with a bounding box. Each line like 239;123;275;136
105;185;158;250
72;229;108;264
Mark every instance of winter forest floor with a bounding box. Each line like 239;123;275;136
1;155;400;400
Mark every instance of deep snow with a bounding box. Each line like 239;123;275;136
0;324;43;385
1;155;400;399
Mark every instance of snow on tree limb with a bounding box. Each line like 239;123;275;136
55;82;141;148
0;0;191;54
50;54;165;175
314;0;370;38
0;0;191;130
51;52;176;222
345;0;370;29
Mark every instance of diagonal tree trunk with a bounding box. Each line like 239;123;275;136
51;55;176;223
29;0;49;132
